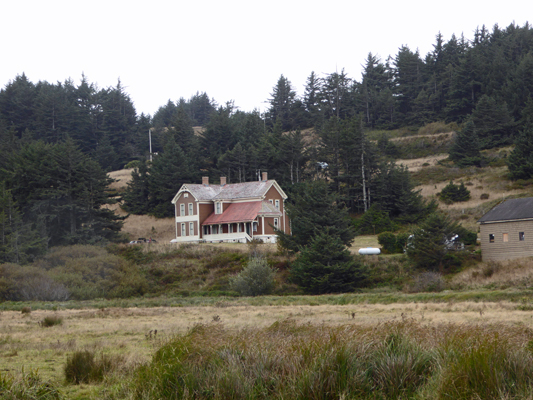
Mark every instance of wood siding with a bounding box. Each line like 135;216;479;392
480;220;533;261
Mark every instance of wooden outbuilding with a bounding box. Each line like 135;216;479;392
478;197;533;261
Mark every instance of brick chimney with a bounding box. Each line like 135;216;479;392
220;177;227;186
202;176;209;186
262;172;268;182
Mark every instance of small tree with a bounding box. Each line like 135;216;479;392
290;230;366;294
230;257;276;296
407;213;471;271
438;181;471;204
276;181;355;252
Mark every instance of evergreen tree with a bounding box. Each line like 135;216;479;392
0;182;45;264
471;94;515;149
290;229;366;294
148;138;199;218
276;180;355;252
267;75;297;131
448;119;483;167
407;213;470;271
507;123;533;180
122;161;151;215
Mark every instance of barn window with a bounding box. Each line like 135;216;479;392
489;234;495;243
520;232;525;241
503;233;509;243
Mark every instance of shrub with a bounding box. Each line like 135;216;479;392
480;193;490;200
378;232;397;254
21;307;31;315
406;272;445;293
230;257;276;296
438;181;471;204
40;316;63;327
64;350;122;384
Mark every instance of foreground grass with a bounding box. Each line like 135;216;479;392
129;320;533;400
4;297;533;399
6;320;533;399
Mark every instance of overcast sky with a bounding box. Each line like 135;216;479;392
1;1;529;117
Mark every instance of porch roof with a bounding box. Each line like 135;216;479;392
202;201;282;225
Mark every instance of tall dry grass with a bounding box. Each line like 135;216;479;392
130;320;533;400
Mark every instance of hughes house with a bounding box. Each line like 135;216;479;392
171;173;289;243
478;197;533;261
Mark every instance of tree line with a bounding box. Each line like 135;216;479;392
1;21;532;264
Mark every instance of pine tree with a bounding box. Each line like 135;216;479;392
276;180;355;252
290;230;366;294
507;123;533;180
448;119;483;167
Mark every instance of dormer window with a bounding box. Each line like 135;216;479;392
216;202;222;214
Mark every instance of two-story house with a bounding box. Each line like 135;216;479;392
171;173;289;243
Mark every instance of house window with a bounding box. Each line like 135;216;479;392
216;202;222;214
520;232;525;241
489;234;494;243
180;204;185;216
184;193;188;198
275;199;280;210
503;233;509;243
188;203;193;215
181;223;186;236
268;199;273;204
274;218;279;229
189;222;194;236
253;222;257;232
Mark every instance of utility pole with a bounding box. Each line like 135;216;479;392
149;128;153;162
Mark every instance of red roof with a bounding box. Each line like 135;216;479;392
202;201;262;225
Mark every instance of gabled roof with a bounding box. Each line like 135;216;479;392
172;180;287;203
202;201;282;225
478;197;533;223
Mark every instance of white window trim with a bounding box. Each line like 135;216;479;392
274;218;279;229
180;204;185;216
189;222;194;236
275;199;280;210
215;202;222;214
181;223;186;236
188;203;193;215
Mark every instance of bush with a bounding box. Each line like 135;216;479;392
378;232;410;254
40;316;63;327
438;181;471;204
230;257;276;296
406;272;445;293
378;232;397;254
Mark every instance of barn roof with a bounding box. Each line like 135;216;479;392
478;197;533;223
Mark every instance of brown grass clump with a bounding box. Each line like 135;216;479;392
450;256;533;290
